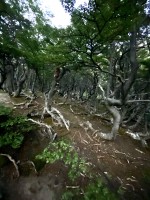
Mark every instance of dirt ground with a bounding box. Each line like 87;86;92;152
0;92;150;200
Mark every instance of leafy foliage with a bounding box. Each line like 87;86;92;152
36;139;119;199
0;104;12;116
0;104;33;148
36;139;88;181
82;179;118;200
62;178;118;200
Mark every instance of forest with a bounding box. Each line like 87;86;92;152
0;0;150;199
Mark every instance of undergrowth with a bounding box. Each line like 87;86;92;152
0;104;34;149
36;139;88;181
36;139;119;200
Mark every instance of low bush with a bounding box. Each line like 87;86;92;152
36;139;119;200
36;139;88;181
0;104;33;149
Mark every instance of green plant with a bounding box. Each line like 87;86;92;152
36;139;88;181
142;169;150;184
0;105;34;149
0;104;12;116
61;179;118;200
83;179;118;200
61;190;77;200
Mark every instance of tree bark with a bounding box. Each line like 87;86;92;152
45;67;69;108
122;26;139;102
97;104;121;140
5;65;14;95
13;67;29;97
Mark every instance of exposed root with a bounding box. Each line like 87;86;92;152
126;130;141;140
80;120;114;141
12;101;27;106
42;105;70;130
12;94;38;109
85;132;94;142
0;153;19;178
126;130;150;147
80;121;95;133
28;118;57;141
96;132;114;140
51;107;70;130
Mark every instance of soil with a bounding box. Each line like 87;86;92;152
0;91;150;200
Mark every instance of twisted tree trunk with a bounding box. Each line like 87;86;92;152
13;67;29;97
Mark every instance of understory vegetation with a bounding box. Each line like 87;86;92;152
36;139;88;181
0;104;33;148
36;139;119;199
0;103;120;199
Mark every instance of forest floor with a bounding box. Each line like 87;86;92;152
0;91;150;200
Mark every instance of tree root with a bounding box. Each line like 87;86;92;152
42;105;70;130
0;153;19;178
28;118;57;141
126;130;150;147
80;120;115;140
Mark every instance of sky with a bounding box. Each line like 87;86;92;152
40;0;89;28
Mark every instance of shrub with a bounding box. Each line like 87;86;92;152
61;179;118;200
36;139;88;181
0;104;33;149
36;139;119;200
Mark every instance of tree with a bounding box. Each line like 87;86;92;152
60;0;149;140
0;0;56;96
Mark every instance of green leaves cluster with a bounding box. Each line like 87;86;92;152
36;139;88;181
62;178;118;200
0;132;24;149
36;139;119;199
36;138;120;200
82;179;118;200
0;104;33;149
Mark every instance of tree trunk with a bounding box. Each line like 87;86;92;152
13;67;29;97
5;65;14;95
97;104;121;140
98;82;121;140
122;26;139;102
42;67;70;117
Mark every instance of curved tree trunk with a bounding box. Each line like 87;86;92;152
97;104;121;140
42;67;70;117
